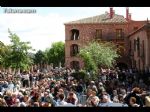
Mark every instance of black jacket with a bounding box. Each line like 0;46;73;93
124;92;143;107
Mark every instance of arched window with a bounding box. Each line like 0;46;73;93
70;29;79;40
70;61;80;70
70;44;79;56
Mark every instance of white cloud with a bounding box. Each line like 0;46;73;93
0;7;150;52
0;13;79;51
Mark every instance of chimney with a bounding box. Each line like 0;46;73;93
128;13;131;20
126;7;129;20
110;7;113;18
147;18;149;23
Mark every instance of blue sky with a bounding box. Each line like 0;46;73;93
0;7;150;52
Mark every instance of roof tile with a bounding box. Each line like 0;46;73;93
65;13;128;24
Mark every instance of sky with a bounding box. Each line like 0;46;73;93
0;7;150;52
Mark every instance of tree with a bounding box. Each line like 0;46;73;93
6;29;34;71
79;41;120;72
34;50;47;68
0;41;11;69
46;41;65;67
0;41;6;64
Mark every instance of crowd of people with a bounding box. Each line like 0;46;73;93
0;67;150;107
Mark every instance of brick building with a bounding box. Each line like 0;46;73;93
128;22;150;71
64;7;147;70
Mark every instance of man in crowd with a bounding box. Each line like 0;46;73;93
0;67;149;107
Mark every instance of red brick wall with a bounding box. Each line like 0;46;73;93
125;21;147;54
65;21;146;69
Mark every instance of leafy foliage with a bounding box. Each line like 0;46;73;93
46;41;65;67
34;50;47;65
0;29;34;71
79;41;120;72
33;41;65;68
0;41;10;67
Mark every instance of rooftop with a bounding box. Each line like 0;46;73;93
128;22;150;38
65;12;128;24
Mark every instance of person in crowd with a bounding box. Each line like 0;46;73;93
111;90;119;103
120;89;127;99
56;93;67;106
97;82;105;95
86;90;99;107
30;92;40;105
23;72;30;88
11;98;19;107
87;81;98;93
99;94;112;107
118;94;124;103
7;81;14;92
4;90;13;107
0;98;8;107
66;92;76;105
11;93;17;105
29;73;34;88
0;67;150;107
129;97;140;107
76;82;83;94
124;87;143;107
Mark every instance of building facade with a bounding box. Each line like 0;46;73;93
128;23;150;71
65;8;147;70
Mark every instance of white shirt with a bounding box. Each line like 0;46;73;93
23;74;29;80
57;100;67;106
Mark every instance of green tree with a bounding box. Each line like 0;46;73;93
34;50;47;68
79;41;120;72
0;41;11;68
0;41;6;64
7;29;34;71
46;41;65;67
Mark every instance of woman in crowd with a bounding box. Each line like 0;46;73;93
129;97;140;107
0;68;149;107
